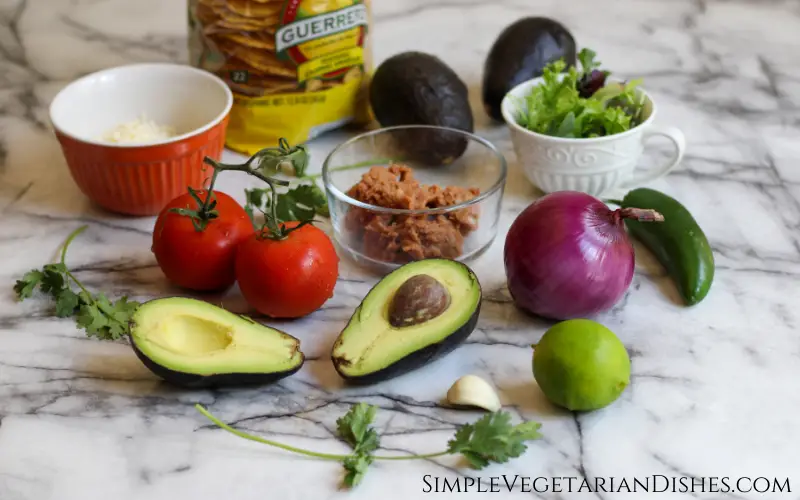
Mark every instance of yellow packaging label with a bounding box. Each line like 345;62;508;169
188;0;372;155
298;46;363;82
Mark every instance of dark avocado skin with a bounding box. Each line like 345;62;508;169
369;51;474;166
482;17;576;122
332;303;481;386
621;188;715;306
331;258;482;385
130;336;305;389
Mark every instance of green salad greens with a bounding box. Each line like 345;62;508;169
513;48;648;138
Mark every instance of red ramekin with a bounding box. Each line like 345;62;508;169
49;63;234;216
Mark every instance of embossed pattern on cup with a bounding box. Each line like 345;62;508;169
507;130;644;195
501;76;686;197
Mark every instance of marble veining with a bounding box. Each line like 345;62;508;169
1;0;800;499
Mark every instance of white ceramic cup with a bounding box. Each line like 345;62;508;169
501;76;686;197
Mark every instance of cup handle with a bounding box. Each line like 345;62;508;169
621;125;686;189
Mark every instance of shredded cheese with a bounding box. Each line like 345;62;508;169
101;115;177;144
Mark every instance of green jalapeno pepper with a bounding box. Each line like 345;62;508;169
619;188;714;305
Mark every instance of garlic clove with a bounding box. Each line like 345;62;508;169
446;375;502;412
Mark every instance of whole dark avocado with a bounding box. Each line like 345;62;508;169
369;51;474;166
482;17;577;122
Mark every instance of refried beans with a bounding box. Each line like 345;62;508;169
344;164;480;262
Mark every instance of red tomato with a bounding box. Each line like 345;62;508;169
152;190;254;292
235;222;339;318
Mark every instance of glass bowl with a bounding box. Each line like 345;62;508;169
322;125;507;274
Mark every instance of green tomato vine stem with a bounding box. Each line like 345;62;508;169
170;139;303;233
202;150;312;241
202;156;292;189
198;166;222;216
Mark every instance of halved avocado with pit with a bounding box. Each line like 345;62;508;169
331;259;482;385
130;297;304;388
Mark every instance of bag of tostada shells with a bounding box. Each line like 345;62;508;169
188;0;373;155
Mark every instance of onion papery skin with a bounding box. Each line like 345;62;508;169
503;191;635;320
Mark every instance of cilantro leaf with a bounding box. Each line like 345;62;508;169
111;296;141;319
446;412;543;470
82;293;139;341
292;184;329;217
448;424;487;468
40;264;68;295
342;452;374;488
244;182;329;227
77;300;110;338
336;402;381;487
336;402;380;454
277;184;329;221
275;192;314;222
511;420;544;441
13;269;44;299
55;289;80;317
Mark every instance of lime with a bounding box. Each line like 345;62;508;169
532;319;630;411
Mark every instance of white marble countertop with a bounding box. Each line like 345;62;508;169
2;0;800;499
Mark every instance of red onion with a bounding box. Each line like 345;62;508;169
503;191;662;320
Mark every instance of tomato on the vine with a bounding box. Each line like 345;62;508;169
235;221;339;318
152;190;254;292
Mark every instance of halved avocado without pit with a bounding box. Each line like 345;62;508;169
331;259;482;385
130;297;304;388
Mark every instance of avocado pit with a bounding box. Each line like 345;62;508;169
388;274;451;327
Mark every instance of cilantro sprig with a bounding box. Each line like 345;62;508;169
513;48;647;138
195;402;543;488
13;225;140;340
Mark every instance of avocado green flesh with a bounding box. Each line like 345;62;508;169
333;260;480;376
131;297;303;376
